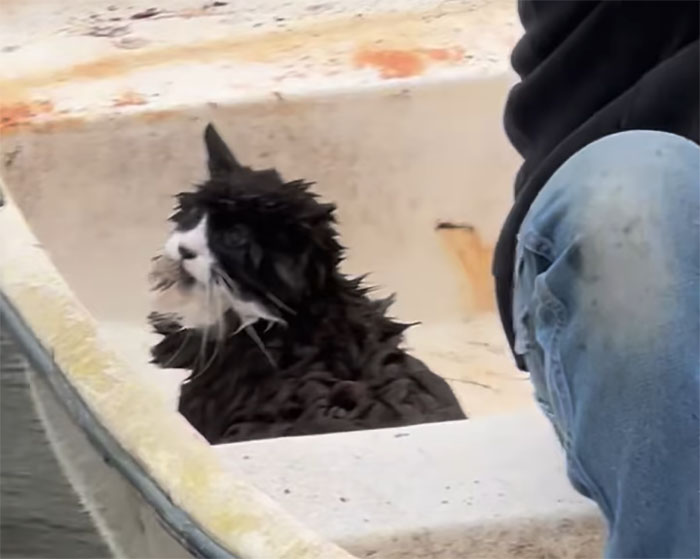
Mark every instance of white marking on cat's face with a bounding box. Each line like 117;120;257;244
164;214;213;284
153;212;281;332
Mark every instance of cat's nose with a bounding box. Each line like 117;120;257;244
178;245;197;260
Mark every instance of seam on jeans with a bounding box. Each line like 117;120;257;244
514;308;534;355
514;236;559;422
536;277;615;523
534;278;573;444
513;241;534;355
520;203;618;525
519;230;555;260
568;449;615;525
519;228;616;519
514;231;556;355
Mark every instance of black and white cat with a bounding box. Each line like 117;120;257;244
149;124;466;444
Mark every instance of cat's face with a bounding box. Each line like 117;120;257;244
150;124;340;331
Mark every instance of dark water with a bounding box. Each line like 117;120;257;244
0;332;110;558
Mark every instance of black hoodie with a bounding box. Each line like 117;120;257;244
494;0;699;369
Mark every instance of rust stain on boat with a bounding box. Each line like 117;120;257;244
353;48;427;78
0;100;54;131
0;7;469;98
422;47;464;62
112;90;148;107
353;46;464;78
436;222;495;312
0;107;181;135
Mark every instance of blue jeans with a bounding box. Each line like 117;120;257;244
513;131;700;558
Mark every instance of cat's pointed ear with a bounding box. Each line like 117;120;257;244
204;123;241;177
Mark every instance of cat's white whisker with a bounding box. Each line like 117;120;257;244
195;282;212;374
200;281;225;374
264;292;296;315
215;267;286;331
215;282;227;344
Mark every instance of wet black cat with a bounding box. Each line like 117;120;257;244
149;124;466;444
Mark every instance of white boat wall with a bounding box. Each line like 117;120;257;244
0;0;605;557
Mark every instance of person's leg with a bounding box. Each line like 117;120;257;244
512;131;699;558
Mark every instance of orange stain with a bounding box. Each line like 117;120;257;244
353;46;465;79
353;48;426;79
0;12;438;96
421;46;464;62
0;100;54;131
0;8;473;101
112;90;147;107
436;223;495;312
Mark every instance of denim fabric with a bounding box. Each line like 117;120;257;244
513;131;700;558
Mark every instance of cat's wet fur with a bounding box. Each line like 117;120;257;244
149;123;466;444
